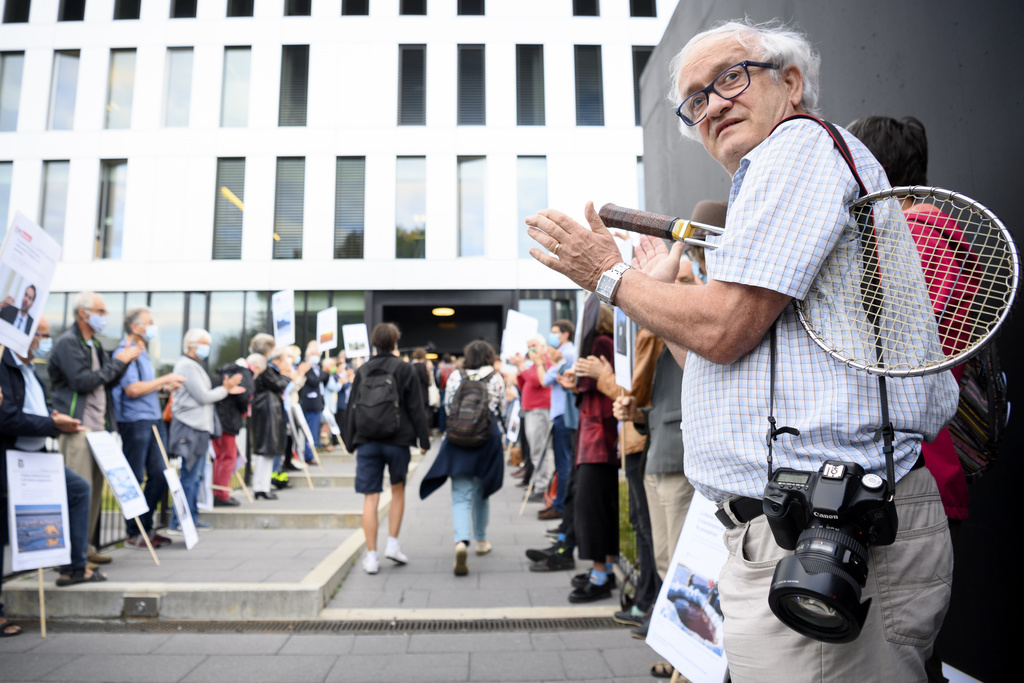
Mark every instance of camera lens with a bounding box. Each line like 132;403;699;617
784;596;843;629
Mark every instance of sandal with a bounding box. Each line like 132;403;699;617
650;660;674;679
1;619;23;637
56;568;108;586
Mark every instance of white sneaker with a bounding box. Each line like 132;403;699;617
385;545;408;565
363;551;379;575
454;542;468;576
475;541;492;556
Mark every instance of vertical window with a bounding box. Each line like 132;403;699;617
213;158;245;260
284;0;310;15
636;156;645;211
273;158;304;259
113;0;139;19
0;161;12;229
48;50;80;131
397;45;425;125
170;0;196;18
226;0;253;17
207;291;245;370
96;159;127;260
457;45;485;126
395;157;425;259
149;292;185;374
0;52;25;132
164;48;193;127
516;45;544;126
40;160;70;248
630;0;655;17
3;0;30;23
458;157;485;257
574;45;603;126
573;0;598;16
278;45;308;127
57;0;85;21
334;157;365;259
400;0;425;15
457;0;483;14
105;49;136;130
517;157;546;258
341;0;368;15
221;47;251;127
632;46;653;126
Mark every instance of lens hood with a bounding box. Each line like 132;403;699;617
768;554;870;643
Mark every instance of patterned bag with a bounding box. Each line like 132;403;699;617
947;342;1008;478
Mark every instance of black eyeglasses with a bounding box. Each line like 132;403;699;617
675;60;779;126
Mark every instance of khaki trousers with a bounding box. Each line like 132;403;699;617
59;430;103;553
718;466;953;683
643;471;695;580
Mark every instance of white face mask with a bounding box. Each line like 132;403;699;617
142;324;158;342
307;354;320;363
195;344;211;359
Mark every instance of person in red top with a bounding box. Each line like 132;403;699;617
511;335;553;497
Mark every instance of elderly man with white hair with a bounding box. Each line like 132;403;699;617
168;328;244;531
510;334;555;501
526;18;957;682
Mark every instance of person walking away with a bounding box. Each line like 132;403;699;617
419;341;505;575
343;323;429;574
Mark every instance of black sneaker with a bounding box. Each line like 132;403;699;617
612;606;646;627
571;571;617;590
528;546;576;572
525;542;562;562
568;579;613;603
631;615;651;639
213;497;240;507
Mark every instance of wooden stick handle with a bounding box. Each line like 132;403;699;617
38;568;46;638
235;471;254;503
152;424;172;469
599;203;677;239
135;520;160;567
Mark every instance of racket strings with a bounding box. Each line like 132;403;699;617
800;188;1018;376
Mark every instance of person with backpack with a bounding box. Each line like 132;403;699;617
419;340;506;576
343;323;430;575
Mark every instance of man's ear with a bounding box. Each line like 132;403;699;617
783;65;804;111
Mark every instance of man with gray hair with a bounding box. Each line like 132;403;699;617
526;19;957;681
49;292;141;564
112;306;184;548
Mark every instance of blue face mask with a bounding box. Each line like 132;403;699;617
35;338;53;358
88;313;108;334
143;324;158;342
548;332;561;348
195;344;211;359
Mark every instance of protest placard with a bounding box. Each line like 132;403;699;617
646;494;730;683
5;451;71;572
271;289;295;347
342;323;370;358
85;431;149;520
316;307;338;352
0;212;62;357
163;468;199;550
499;309;538;361
614;307;634;392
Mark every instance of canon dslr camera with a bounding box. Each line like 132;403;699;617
763;460;898;643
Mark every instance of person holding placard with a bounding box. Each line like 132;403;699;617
112;307;184;548
1;317;106;604
168;329;245;530
49;292;140;564
299;341;327;464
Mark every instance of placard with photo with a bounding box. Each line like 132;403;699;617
0;212;62;357
5;451;72;572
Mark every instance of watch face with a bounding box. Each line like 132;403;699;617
596;274;614;298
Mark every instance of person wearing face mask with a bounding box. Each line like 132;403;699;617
112;307;185;548
49;291;141;564
298;340;328;464
168;328;245;531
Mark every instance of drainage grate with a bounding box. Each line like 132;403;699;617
12;617;623;634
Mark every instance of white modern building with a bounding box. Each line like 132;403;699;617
0;0;676;369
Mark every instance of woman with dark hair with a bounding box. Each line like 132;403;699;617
419;340;506;576
344;323;430;574
566;305;620;602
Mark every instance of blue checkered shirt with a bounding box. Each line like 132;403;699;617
681;119;959;502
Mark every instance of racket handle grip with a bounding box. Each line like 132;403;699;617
599;203;677;240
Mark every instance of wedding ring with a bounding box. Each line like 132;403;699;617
553;243;561;256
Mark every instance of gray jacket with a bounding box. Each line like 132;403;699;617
639;345;685;475
170;356;227;434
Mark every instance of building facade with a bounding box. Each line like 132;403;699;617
0;0;674;368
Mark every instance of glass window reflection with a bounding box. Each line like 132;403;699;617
40;160;70;250
49;51;80;131
517;156;547;259
208;291;244;370
165;48;193;127
105;49;136;129
221;47;251;128
150;292;185;375
396;157;426;259
458;157;486;257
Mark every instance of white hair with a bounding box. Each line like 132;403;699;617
182;328;211;353
72;291;97;314
667;19;822;141
526;333;547;348
246;353;267;372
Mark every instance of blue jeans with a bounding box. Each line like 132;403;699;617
62;467;90;573
451;475;488;544
551;415;573;513
302;410;321;462
118;419;169;536
169;423;209;527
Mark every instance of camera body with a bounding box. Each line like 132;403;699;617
763;460;897;551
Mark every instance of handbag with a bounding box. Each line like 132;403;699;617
427;370;441;408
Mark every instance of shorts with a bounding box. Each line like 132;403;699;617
355;442;411;494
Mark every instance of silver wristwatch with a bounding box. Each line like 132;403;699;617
595;262;633;305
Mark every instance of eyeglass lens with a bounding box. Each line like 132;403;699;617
681;63;752;125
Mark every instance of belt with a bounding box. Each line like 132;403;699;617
715;455;927;530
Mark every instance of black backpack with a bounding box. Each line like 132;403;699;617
353;360;402;441
446;369;494;449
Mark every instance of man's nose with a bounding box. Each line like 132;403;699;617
705;90;733;120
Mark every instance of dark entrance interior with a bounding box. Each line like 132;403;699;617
382;304;504;356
